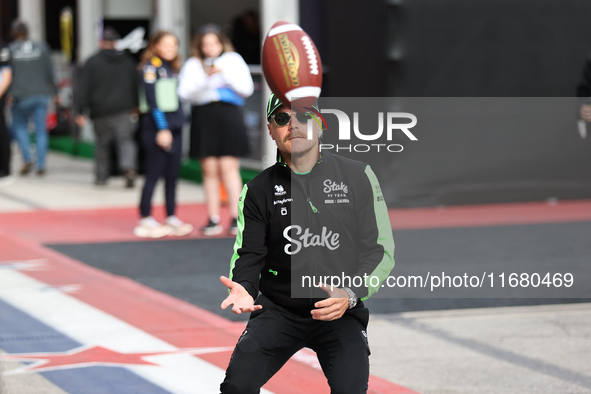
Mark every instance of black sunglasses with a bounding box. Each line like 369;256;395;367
270;111;314;127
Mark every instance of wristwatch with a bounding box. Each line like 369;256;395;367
342;287;358;309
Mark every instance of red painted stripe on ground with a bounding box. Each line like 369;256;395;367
1;199;590;245
0;204;232;244
389;199;591;230
0;229;419;394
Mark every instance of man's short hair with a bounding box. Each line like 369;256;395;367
102;27;120;42
11;20;28;38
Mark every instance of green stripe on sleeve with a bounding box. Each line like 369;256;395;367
362;166;395;301
229;184;249;285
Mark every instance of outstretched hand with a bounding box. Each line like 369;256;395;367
310;284;349;321
220;276;263;315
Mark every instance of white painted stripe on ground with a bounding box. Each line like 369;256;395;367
0;269;274;394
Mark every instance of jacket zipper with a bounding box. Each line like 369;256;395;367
295;173;320;309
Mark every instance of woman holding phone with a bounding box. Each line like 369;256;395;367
178;24;254;236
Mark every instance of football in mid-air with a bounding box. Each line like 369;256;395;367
262;21;322;111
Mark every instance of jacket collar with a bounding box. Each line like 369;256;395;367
275;149;329;175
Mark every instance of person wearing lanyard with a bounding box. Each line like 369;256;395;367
134;31;192;238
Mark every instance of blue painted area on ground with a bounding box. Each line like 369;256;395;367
42;366;173;394
0;298;79;353
0;297;172;394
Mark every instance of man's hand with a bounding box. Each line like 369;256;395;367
310;284;349;321
75;115;87;128
220;276;263;315
156;129;173;151
581;104;591;122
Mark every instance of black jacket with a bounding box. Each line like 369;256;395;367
77;49;138;118
139;56;185;133
229;150;395;316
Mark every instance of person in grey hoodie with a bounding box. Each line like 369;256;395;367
9;20;56;176
76;27;139;187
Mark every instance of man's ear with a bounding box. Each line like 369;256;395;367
267;123;275;140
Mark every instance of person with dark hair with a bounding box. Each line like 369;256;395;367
9;20;57;176
76;27;139;187
178;24;253;236
219;94;395;393
134;31;192;238
230;10;261;65
0;39;12;183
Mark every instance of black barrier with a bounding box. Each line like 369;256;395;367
314;97;591;207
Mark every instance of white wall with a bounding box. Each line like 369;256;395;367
155;0;189;63
259;0;299;166
77;0;102;64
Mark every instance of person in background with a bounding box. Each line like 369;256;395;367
9;20;56;176
0;40;12;183
178;24;253;236
576;51;591;144
134;31;193;238
76;27;139;188
230;10;261;65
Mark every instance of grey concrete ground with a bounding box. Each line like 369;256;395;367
2;151;591;393
0;148;205;212
369;303;591;394
0;348;68;394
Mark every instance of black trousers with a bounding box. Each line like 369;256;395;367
220;294;370;394
139;127;182;218
0;95;9;176
92;111;137;182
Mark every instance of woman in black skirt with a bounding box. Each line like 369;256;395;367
178;25;253;235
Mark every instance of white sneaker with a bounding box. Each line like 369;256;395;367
133;217;172;238
166;215;193;236
201;218;223;236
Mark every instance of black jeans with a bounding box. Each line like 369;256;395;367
220;294;370;394
139;126;182;218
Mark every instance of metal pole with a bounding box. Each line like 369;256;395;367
259;0;299;167
77;0;102;64
156;0;188;61
18;0;44;41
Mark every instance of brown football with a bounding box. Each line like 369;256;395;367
262;21;322;111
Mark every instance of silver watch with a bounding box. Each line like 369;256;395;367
342;287;358;309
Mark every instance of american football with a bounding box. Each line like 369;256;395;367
262;21;323;110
